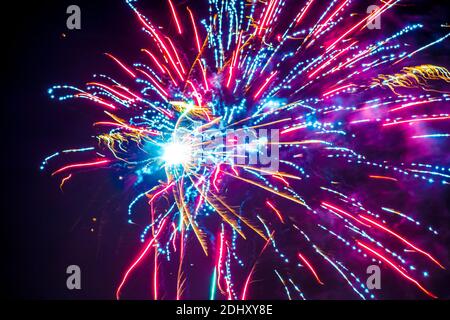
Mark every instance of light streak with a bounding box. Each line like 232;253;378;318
254;71;278;99
297;252;324;285
45;0;450;300
105;53;137;78
187;7;201;53
357;241;437;298
265;200;285;223
168;0;183;34
52;159;111;176
116;218;168;299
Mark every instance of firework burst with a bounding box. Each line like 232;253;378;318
44;0;450;299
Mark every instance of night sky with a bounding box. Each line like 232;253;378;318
4;0;157;299
3;0;450;300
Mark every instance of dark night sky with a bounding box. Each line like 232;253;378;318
2;0;450;300
3;0;154;299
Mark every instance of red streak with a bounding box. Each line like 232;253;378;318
258;0;276;36
230;165;239;176
321;201;368;226
52;159;110;176
359;215;444;269
137;68;169;97
368;175;398;182
333;48;369;72
216;229;226;294
153;244;158;300
168;0;183;34
308;40;356;79
297;252;324;285
226;32;243;88
312;0;349;37
254;71;278;100
296;0;315;25
322;83;355;97
87;82;135;101
171;222;177;252
116;218;167;300
105;53;136;78
187;80;203;104
93;121;160;136
226;66;234;88
212;164;221;192
76;93;116;110
147;182;175;204
241;235;272;299
325;0;394;52
356;241;437;298
118;86;143;100
176;224;185;300
136;13;185;81
265;200;284;223
390;100;433;112
262;0;279;36
166;36;186;74
281;125;306;135
383;116;450;127
198;60;210;91
163;65;179;87
142;49;166;74
194;194;204;215
273;174;290;187
187;7;201;53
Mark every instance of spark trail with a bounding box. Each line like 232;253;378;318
44;0;449;299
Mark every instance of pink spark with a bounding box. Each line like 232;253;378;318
105;53;136;78
168;0;183;34
297;252;324;285
359;215;444;269
357;241;437;298
265;200;285;223
254;71;278;100
187;7;202;53
116;218;168;300
52;159;110;176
